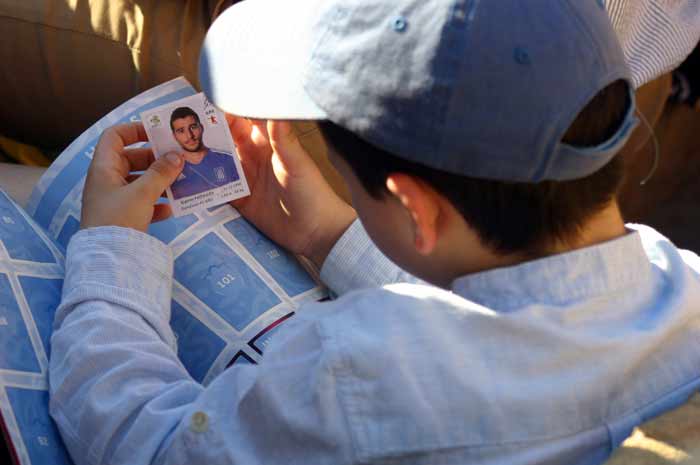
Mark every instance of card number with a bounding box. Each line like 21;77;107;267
216;273;236;289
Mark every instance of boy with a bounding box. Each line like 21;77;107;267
50;1;700;465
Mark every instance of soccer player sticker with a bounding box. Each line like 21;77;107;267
141;93;250;216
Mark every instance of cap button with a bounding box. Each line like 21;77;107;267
392;16;408;32
514;47;531;65
190;411;209;433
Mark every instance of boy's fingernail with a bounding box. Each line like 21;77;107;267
165;153;182;166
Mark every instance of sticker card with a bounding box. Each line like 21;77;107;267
141;93;250;217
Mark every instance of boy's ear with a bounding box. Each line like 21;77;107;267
386;173;441;256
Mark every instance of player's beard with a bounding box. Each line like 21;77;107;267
184;139;203;152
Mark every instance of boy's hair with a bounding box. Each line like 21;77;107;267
319;80;630;257
169;107;201;131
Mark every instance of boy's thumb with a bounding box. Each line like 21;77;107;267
133;152;184;201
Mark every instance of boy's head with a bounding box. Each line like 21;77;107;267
199;0;638;278
317;79;630;258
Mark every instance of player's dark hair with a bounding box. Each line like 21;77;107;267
170;106;201;130
318;80;629;256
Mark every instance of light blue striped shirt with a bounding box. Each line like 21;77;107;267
50;221;700;465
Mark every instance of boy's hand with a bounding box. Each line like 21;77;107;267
81;123;184;233
228;116;356;268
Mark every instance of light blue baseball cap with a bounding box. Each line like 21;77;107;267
199;0;638;182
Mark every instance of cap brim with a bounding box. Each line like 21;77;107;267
199;0;328;120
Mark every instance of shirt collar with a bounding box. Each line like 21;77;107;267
451;229;652;312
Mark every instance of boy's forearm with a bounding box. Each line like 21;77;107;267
49;227;199;465
48;226;352;464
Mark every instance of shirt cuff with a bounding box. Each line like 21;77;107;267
320;219;410;296
61;226;174;326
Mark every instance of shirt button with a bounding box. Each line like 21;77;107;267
190;411;209;433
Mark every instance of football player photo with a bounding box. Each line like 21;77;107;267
141;93;249;216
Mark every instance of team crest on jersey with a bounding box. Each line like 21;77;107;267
214;166;226;182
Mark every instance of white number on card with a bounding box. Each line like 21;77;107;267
266;249;280;259
216;273;236;289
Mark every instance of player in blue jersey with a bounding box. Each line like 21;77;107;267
168;106;239;199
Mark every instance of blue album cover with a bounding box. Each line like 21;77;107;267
0;274;41;374
4;388;71;465
224;218;317;298
170;301;227;383
0;191;66;465
18;277;63;358
175;232;282;331
0;193;55;264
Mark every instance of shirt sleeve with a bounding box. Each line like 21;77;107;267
49;227;353;465
606;0;700;87
319;219;426;296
